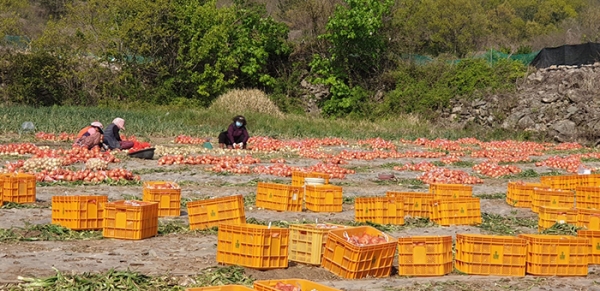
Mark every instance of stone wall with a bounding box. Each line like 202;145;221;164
441;62;600;144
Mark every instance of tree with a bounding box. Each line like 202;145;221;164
310;0;393;117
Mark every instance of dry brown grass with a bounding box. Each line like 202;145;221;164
209;89;284;118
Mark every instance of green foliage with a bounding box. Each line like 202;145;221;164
309;0;393;117
378;58;526;117
0;51;66;106
176;0;291;103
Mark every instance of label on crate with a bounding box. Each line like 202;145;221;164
206;205;219;221
412;244;426;264
593;238;600;254
590;217;600;230
325;193;334;205
413;198;422;210
490;246;504;264
550;196;560;206
459;204;468;216
557;246;570;264
232;233;242;253
292;193;298;201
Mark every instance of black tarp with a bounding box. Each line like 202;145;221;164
530;42;600;68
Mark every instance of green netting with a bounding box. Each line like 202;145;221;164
403;49;540;66
2;35;30;49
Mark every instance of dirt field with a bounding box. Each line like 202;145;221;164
1;139;600;291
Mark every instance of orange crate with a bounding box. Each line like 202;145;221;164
575;186;600;209
397;236;452;276
430;198;481;226
531;188;574;213
541;175;581;190
538;206;578;231
576;208;600;230
455;234;527;276
386;191;433;218
506;182;548;208
429;183;472;199
142;181;181;217
256;182;303;212
305;185;343;212
518;234;590;276
291;171;330;186
321;226;397;279
1;173;36;203
102;200;158;240
254;279;341;291
354;197;404;225
186;286;253;291
51;195;107;230
187;195;245;230
577;230;600;265
216;223;289;269
288;223;347;265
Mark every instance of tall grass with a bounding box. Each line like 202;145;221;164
0;105;529;141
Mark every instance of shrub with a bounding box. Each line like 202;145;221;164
209;89;284;118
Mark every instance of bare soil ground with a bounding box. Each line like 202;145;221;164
1;140;600;290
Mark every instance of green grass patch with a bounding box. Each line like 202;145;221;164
343;196;355;204
0;105;535;141
476;193;506;199
132;166;192;175
451;160;475;167
373;178;425;188
539;223;580;236
13;265;253;290
478;213;537;235
502;169;539;179
244;193;256;206
37;179;142;187
380;162;402;169
539;170;564;176
0;202;49;209
0;223;102;242
121;194;141;200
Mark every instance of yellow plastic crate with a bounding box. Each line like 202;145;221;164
506;182;548;208
256;182;303;212
254;279;341;291
386;191;433;218
541;175;581;190
216;223;289;269
187;195;245;230
576;208;600;230
291;171;330;186
575;186;600;209
531;188;575;213
354;197;404;225
142;181;181;217
518;234;590;276
51;195;107;230
186;286;253;291
305;184;343;212
103;200;159;240
288;223;347;265
321;226;397;279
577;230;600;265
1;173;36;203
429;183;472;199
455;234;527;277
538;206;578;232
430;198;482;226
397;236;452;276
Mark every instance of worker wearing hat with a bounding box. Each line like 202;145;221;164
103;117;134;150
73;121;104;149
